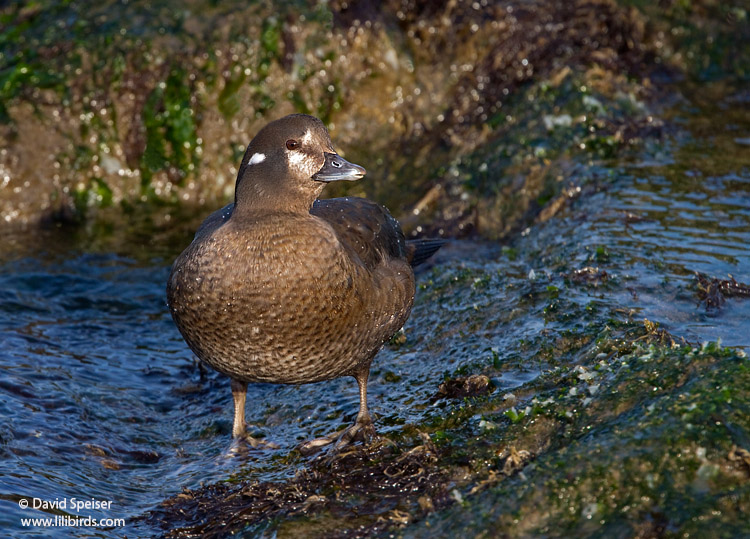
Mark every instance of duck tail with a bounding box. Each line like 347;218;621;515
406;238;446;267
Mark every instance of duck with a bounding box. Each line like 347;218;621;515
166;113;443;453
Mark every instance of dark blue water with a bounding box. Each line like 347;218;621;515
0;245;194;535
1;89;749;537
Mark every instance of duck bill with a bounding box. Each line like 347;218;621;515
312;152;366;182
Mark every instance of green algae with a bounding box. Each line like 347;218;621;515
1;1;749;537
140;67;199;192
2;0;748;231
407;343;750;538
217;69;246;120
0;0;674;229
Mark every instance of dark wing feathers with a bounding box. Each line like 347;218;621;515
312;197;408;269
313;197;444;269
405;238;446;267
195;202;234;238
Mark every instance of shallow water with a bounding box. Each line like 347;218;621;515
1;84;749;536
602;171;750;347
587;86;750;348
521;166;750;351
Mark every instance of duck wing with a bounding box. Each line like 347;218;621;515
195;202;234;238
311;197;408;270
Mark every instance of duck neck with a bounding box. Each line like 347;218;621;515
234;176;324;216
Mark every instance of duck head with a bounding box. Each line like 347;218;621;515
233;114;366;214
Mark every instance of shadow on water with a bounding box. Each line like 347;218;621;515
0;82;749;536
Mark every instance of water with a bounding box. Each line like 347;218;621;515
520;166;750;352
604;171;750;347
1;85;749;536
0;243;201;534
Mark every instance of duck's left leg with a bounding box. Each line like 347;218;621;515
298;366;378;455
334;367;377;449
231;378;248;438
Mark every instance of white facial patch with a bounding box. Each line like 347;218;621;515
287;150;320;178
286;130;323;177
248;152;266;165
288;151;306;167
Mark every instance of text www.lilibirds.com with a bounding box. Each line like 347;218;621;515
18;497;125;529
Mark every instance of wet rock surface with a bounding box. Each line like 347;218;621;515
1;1;750;537
0;0;727;234
143;437;448;538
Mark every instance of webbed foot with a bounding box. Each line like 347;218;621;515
226;432;279;458
242;433;279;450
298;419;377;456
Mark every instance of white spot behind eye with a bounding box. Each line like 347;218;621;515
248;152;266;165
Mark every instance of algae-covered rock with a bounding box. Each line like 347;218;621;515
409;342;750;537
1;0;722;233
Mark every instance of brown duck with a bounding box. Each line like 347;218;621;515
166;114;443;453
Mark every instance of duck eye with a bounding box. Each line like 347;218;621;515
285;139;299;150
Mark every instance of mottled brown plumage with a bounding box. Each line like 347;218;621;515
166;114;442;452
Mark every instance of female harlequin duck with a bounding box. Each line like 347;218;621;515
167;114;442;453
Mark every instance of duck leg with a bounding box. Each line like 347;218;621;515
231;379;248;438
334;368;377;449
298;367;377;456
230;379;277;449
